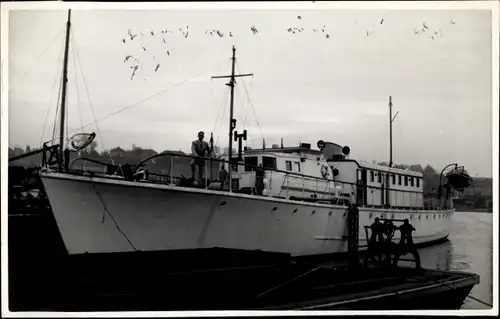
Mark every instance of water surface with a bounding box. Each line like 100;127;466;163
418;211;493;309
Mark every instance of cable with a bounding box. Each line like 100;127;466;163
12;26;65;92
70;34;85;134
90;177;137;251
40;36;65;147
211;86;230;134
51;73;63;145
71;30;113;164
237;83;249;129
69;58;230;135
412;273;492;308
236;62;264;142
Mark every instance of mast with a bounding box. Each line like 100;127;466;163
59;9;72;169
228;46;236;184
387;96;399;207
388;96;399;167
212;46;253;192
389;96;393;167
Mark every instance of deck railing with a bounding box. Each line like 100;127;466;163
64;150;448;210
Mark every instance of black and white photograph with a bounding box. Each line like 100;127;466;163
1;1;498;316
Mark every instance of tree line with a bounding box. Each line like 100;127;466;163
9;143;492;209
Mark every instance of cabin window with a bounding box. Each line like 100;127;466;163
410;177;414;187
370;171;374;182
285;160;292;171
262;156;277;170
377;172;382;183
404;176;408;186
416;178;420;188
391;174;396;184
244;156;258;172
294;161;301;173
398;175;402;185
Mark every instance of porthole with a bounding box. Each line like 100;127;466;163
369;212;373;219
426;215;429;220
220;200;227;207
272;207;278;212
293;208;298;214
312;210;316;215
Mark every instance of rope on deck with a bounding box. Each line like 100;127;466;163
413;274;492;308
256;266;322;299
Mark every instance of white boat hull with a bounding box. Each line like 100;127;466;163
40;172;453;256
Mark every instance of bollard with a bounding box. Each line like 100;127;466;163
347;203;360;268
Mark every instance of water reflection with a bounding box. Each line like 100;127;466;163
416;212;493;309
418;239;452;271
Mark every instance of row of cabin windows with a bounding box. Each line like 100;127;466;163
285;160;301;173
244;156;277;172
369;170;420;188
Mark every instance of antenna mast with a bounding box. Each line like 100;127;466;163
388;96;399;167
59;9;72;169
212;46;253;192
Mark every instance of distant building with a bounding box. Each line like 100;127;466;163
110;147;125;158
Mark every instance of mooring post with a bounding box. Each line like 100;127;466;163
347;203;360;268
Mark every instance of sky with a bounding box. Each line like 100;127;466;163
6;5;494;177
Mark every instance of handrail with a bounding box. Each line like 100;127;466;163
129;150;427;196
52;152;456;210
62;151;450;211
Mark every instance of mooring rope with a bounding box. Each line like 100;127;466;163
412;273;492;308
89;176;138;251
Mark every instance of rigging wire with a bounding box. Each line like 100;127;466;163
396;118;404;165
237;82;249;130
40;36;65;148
69;58;230;135
211;86;230;134
12;26;66;93
51;72;64;145
66;91;69;147
236;62;265;143
71;30;113;163
216;97;230;152
70;35;85;134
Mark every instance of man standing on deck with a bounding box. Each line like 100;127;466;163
218;164;228;190
255;163;264;195
191;131;210;185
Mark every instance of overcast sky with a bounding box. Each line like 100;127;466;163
7;5;494;177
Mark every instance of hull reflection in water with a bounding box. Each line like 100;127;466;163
41;171;453;257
